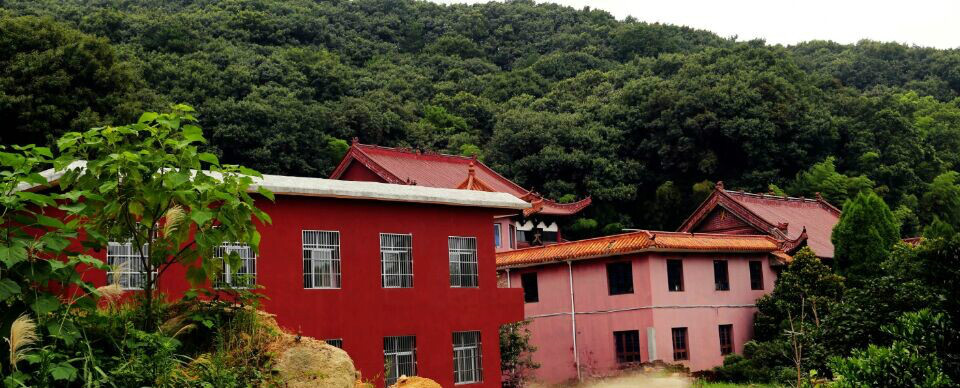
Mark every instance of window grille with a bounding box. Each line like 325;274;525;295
326;338;343;349
719;324;733;355
606;261;634;295
453;331;482;384
714;260;730;291
107;242;153;290
521;272;538;303
667;259;684;292
449;237;478;287
214;243;256;288
672;327;689;360
303;230;341;289
381;233;413;288
493;224;502;248
384;335;417;386
749;260;764;290
614;330;642;364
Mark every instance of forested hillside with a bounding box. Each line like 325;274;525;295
3;0;960;237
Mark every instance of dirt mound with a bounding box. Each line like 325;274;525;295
261;313;357;388
388;375;442;388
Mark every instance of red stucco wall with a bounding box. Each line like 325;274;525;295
81;195;523;388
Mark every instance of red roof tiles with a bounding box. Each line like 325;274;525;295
330;142;591;216
496;230;786;268
678;182;841;258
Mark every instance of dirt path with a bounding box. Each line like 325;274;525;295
530;374;692;388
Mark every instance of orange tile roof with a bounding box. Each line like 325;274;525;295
496;230;787;268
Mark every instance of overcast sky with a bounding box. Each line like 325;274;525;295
428;0;960;49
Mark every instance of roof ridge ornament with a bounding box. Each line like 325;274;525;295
716;181;725;190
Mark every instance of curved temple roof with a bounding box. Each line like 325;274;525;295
330;141;591;216
678;182;841;258
496;230;787;269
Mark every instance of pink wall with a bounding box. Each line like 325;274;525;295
505;252;777;384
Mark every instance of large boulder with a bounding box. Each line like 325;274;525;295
388;376;442;388
262;314;357;388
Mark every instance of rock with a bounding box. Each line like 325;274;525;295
262;313;358;388
388;375;442;388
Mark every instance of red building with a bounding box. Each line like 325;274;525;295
497;231;789;383
37;166;529;388
677;182;841;259
330;141;592;252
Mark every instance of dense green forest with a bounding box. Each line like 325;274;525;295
3;0;960;237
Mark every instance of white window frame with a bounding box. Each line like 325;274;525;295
106;241;154;290
381;233;413;288
303;230;341;289
453;331;483;384
449;236;478;288
384;335;417;386
214;243;256;289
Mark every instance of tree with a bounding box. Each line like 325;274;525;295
55;105;272;330
830;310;954;388
831;191;899;279
500;321;539;388
0;14;146;147
788;157;874;205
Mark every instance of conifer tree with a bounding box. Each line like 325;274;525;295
831;191;900;279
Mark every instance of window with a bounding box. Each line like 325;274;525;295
714;260;729;291
672;327;689;360
667;259;684;292
214;243;256;288
494;224;502;248
303;230;341;289
520;272;538;303
107;242;152;290
449;237;478;287
453;331;483;384
384;336;417;386
749;261;764;290
613;330;642;364
326;338;343;349
381;233;413;288
508;224;517;249
719;324;733;355
606;261;634;295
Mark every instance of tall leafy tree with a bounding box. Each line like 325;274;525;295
55;105;272;329
832;191;900;279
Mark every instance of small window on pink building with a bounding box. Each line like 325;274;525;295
719;324;733;355
521;272;538;303
613;330;642;364
606;261;634;295
667;259;684;292
749;261;764;290
672;327;689;361
714;260;729;291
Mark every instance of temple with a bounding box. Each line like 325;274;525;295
331;140;592;251
677;182;842;259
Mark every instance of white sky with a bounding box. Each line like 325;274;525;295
428;0;960;49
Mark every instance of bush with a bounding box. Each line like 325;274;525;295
830;342;952;388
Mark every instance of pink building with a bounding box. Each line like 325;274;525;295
497;231;789;383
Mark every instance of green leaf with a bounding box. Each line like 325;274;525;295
190;209;213;226
0;244;28;267
199;152;220;166
49;363;78;381
35;214;66;229
34;147;53;158
138;112;158;123
0;279;22;301
257;186;275;201
16;191;56;206
182;125;205;143
31;295;61;315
